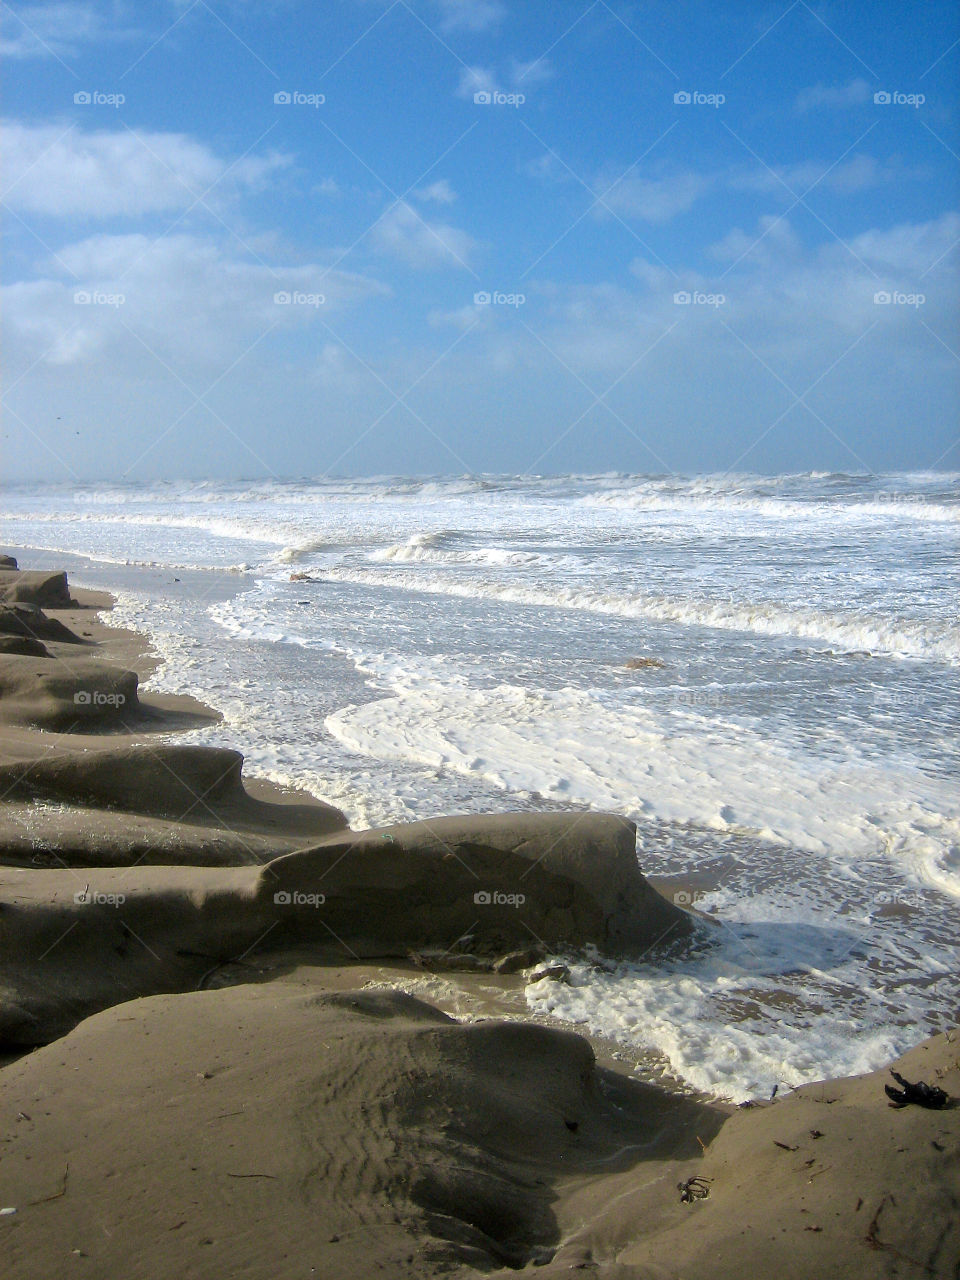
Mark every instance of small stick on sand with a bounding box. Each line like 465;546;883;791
27;1163;69;1205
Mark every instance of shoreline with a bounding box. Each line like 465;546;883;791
0;548;705;1088
0;557;957;1278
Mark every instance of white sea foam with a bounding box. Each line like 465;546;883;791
328;563;960;665
584;488;960;525
326;680;960;889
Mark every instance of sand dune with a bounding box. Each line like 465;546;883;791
0;810;691;1047
1;977;955;1280
0;569;74;609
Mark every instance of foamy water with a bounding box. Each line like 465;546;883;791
3;471;958;1099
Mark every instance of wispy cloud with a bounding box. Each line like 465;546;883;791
0;1;138;58
412;179;457;204
732;154;900;197
370;201;477;268
434;0;505;33
4;232;388;367
455;56;551;98
795;78;873;112
598;170;710;223
2;121;290;217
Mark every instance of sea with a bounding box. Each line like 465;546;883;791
3;470;958;1101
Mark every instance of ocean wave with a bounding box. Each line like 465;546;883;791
325;565;960;665
582;489;960;524
369;532;543;568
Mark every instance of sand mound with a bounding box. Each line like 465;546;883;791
0;637;49;657
559;1030;960;1279
1;979;954;1279
0;982;718;1279
0;604;84;644
264;811;691;958
0;744;347;829
0;570;73;609
0;744;350;875
0;811;690;1046
0;655;139;729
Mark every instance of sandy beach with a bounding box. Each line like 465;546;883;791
0;558;957;1279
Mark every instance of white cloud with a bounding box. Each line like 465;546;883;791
708;215;804;266
795;78;873;111
732;154;895;198
510;56;554;87
2;121;290;218
3;233;388;368
0;2;135;58
580;153;897;225
455;56;552;99
845;212;960;273
599;170;710;222
434;0;505;32
370;201;477;269
456;64;500;99
413;179;457;204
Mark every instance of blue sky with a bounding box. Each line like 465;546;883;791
3;0;958;479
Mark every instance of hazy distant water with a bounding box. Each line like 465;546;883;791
4;471;959;1099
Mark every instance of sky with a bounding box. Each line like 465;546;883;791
2;0;959;480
